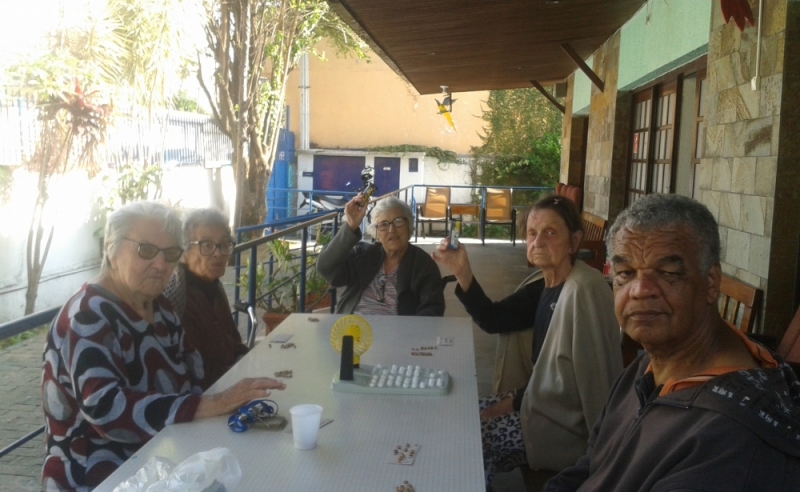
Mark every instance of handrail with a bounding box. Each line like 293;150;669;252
0;306;61;341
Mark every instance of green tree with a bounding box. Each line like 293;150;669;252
199;0;367;230
108;0;203;110
472;88;563;204
475;88;562;156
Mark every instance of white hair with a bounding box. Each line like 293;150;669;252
367;197;414;237
102;201;182;274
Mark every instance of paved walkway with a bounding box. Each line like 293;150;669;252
0;333;47;492
0;238;530;492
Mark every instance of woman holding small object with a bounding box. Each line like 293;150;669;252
317;194;444;316
164;208;248;390
431;195;621;486
41;201;285;491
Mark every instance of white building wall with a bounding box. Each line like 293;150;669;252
296;150;474;215
0;166;236;323
0;169;103;322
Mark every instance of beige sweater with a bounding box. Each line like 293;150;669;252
517;261;622;471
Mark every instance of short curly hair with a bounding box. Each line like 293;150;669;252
606;194;720;274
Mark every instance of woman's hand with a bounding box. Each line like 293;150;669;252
344;193;368;231
194;377;286;419
479;396;515;420
431;238;475;291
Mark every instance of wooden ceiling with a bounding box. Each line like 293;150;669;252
328;0;647;95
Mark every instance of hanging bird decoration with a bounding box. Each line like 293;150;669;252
720;0;754;32
436;86;457;131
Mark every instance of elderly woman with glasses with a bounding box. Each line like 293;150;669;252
41;202;285;491
318;193;444;316
163;208;248;390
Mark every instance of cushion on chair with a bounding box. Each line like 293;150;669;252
420;187;450;219
554;183;583;210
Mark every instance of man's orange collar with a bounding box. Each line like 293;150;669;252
645;321;777;396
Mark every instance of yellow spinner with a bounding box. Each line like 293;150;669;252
330;315;373;367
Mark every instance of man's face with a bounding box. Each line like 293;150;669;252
611;224;720;353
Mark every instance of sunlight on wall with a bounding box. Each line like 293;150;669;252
0;169;101;293
0;172;35;239
0;1;105;67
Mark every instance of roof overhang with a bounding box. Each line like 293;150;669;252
328;0;647;95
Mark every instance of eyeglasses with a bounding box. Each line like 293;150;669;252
188;240;235;256
123;238;183;263
376;217;408;231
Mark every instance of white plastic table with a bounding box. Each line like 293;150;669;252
96;314;484;491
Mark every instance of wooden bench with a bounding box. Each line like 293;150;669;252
718;274;762;333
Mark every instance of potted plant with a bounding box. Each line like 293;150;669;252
238;234;332;334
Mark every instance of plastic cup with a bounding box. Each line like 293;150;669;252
290;404;323;450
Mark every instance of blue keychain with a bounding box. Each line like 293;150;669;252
227;399;281;432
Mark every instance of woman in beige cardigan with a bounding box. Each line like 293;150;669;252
432;195;622;487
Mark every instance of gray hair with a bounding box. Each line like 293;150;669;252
102;201;182;274
368;196;414;237
607;194;720;274
182;208;232;247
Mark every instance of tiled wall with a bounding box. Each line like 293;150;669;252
583;32;621;220
698;0;794;334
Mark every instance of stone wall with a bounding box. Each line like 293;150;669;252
583;31;622;221
560;73;589;190
697;0;793;334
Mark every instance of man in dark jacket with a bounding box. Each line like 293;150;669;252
546;194;800;491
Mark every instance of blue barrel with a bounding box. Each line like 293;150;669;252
266;129;295;221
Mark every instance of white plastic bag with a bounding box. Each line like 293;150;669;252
113;448;242;492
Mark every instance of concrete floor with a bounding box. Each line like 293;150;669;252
0;236;532;492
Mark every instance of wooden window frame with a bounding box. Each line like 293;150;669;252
626;89;654;205
625;57;707;205
689;67;707;198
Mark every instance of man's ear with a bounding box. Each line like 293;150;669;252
706;263;722;304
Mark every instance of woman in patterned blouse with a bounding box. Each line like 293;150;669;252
41;201;285;491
